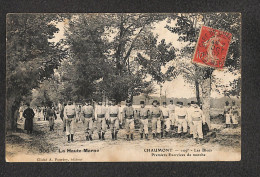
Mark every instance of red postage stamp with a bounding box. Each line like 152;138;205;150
193;26;232;68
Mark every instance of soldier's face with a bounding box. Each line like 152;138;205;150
152;103;157;107
98;102;102;105
141;104;145;108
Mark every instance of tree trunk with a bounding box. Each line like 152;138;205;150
201;77;211;130
6;96;19;132
195;79;201;104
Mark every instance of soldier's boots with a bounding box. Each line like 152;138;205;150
131;134;134;140
111;133;115;140
98;133;101;140
63;127;66;132
115;131;118;140
67;135;70;143
102;132;105;140
145;134;149;140
86;135;89;141
156;133;160;139
89;135;93;141
199;138;203;144
233;124;238;128
126;134;130;141
161;132;164;138
153;133;156;139
50;127;52;131
71;134;74;142
178;133;182;138
165;131;168;138
140;133;143;139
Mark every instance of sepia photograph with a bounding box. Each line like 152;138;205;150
6;13;241;162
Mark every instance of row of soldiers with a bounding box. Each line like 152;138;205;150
62;98;206;144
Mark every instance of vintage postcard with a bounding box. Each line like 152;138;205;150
6;13;241;162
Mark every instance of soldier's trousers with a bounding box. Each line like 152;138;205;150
225;113;231;124
140;119;149;134
192;120;203;139
188;121;194;135
231;114;238;124
161;118;171;132
177;119;187;133
152;118;161;133
170;113;175;126
97;118;106;133
84;118;93;135
110;117;119;133
49;116;54;127
66;118;75;135
125;119;135;135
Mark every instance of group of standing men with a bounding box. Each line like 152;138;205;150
61;98;207;144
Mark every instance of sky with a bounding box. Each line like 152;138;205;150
49;16;240;99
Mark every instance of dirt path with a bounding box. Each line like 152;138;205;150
6;115;241;161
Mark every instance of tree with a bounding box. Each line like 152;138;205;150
166;13;241;128
61;14;176;103
6;14;66;130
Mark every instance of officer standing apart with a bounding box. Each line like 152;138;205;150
161;101;171;138
81;99;94;141
224;101;231;128
168;100;175;130
123;99;135;141
190;102;206;144
175;101;188;137
23;103;35;134
95;100;107;140
108;99;120;140
138;101;150;140
64;101;76;143
150;100;162;139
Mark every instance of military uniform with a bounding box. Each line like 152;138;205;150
81;101;94;141
186;102;195;137
150;100;162;139
64;102;76;142
95;103;107;140
46;107;57;131
224;102;232;127
123;101;135;140
175;102;188;136
138;101;150;140
161;103;171;138
231;102;239;127
168;101;175;129
191;104;206;143
108;100;119;140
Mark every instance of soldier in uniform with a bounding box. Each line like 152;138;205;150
81;99;94;141
150;100;162;139
231;101;239;128
161;102;171;138
118;102;124;129
95;100;107;140
190;102;206;144
175;101;188;137
23;103;35;134
46;102;57;131
168;100;175;130
122;99;135;141
138;101;150;140
108;99;120;140
224;101;231;128
186;101;195;138
64;101;76;143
